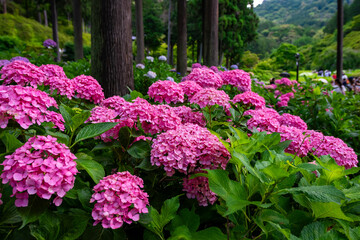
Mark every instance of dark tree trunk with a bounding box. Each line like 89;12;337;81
37;4;42;24
135;0;145;63
72;0;83;59
2;0;6;14
203;0;218;66
50;0;60;62
169;43;174;66
177;0;187;76
91;0;134;97
337;0;343;84
44;10;48;27
167;0;172;65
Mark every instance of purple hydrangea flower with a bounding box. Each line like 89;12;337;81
10;56;30;63
43;39;57;48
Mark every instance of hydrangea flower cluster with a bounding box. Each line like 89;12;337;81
43;77;75;99
151;123;230;176
0;61;46;87
183;175;217;207
230;64;239;69
277;92;294;107
172;106;206;127
10;56;30;63
232;91;266;109
90;172;149;229
100;96;130;115
43;39;57;48
0;59;10;68
192;63;202;69
72;75;105;104
144;71;157;79
210;66;219;73
306;130;325;150
244;108;280;132
279;113;307;130
277;126;311;157
1;135;78;207
158;55;167;61
136;63;145;69
0;85;64;130
264;84;277;90
146;56;154;62
275;78;293;86
186;68;223;89
39;64;67;78
178;81;203;98
190;88;230;111
219;69;252;92
148;80;184;104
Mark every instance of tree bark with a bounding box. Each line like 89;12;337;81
203;0;218;66
135;0;145;63
44;10;48;27
169;43;174;66
177;0;187;76
50;0;60;62
91;0;134;97
167;0;172;65
72;0;83;59
337;0;343;84
2;0;6;14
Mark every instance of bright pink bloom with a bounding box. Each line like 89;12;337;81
1;135;78;207
0;61;46;87
148;80;184;104
232;91;265;109
183;174;217;207
279;113;307;130
172;106;206;127
220;69;252;92
151;124;230;176
178;81;203;99
190;88;230;111
264;85;277;90
0;85;64;130
43;77;75;99
244;108;281;132
39;64;67;78
275;78;293;86
90;172;149;229
100;96;130;116
277;126;311;157
186;68;223;89
72;75;105;104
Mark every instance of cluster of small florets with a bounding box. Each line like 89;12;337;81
148;80;184;104
219;69;252;92
100;96;130;115
0;85;64;130
186;68;223;89
232;91;265;109
210;66;219;73
178;81;203;99
244;108;281;132
279;113;307;130
191;63;202;69
90;171;149;229
1;135;78;207
277;126;311;157
43;77;75;99
43;39;57;48
190;88;230;111
151;123;230;176
0;60;10;68
277;92;294;107
275;78;298;86
39;64;67;78
11;56;30;63
72;75;105;104
182;175;217;207
0;61;46;87
172;106;206;127
152;105;182;134
264;84;277;90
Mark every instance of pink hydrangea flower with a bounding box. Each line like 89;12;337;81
72;75;105;104
264;85;277;90
183;174;217;207
277;126;311;157
279;113;307;130
190;88;230;111
186;68;223;89
277;92;294;107
39;64;67;78
178;81;203;99
219;69;252;92
306;130;325;150
0;85;64;130
1;135;78;207
0;60;46;87
172;106;206;127
210;66;219;73
192;63;202;69
275;78;293;86
232;91;266;109
90;172;149;229
148;80;184;104
43;77;75;99
100;96;130;116
244;108;281;132
151;123;230;176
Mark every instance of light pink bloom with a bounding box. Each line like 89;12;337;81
148;80;184;104
183;174;217;207
186;68;223;89
219;69;252;92
72;75;105;104
232;91;265;109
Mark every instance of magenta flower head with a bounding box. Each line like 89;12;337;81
1;135;78;207
0;61;46;88
277;126;311;157
172;106;206;127
183;174;217;207
279;113;307;130
10;56;30;63
0;60;11;68
220;69;252;92
186;68;223;89
0;85;64;130
90;171;149;229
190;88;230;111
100;96;130;115
151;123;230;176
192;63;202;69
39;64;67;78
244;108;281;133
72;75;105;104
275;78;292;86
43;39;57;48
43;76;75;99
178;81;203;99
232;91;266;109
148;80;184;104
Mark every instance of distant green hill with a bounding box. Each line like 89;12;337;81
255;0;353;28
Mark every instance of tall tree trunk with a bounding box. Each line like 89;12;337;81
91;0;134;97
337;0;343;84
72;0;83;59
37;4;42;24
203;0;218;66
50;0;60;62
44;10;48;27
177;0;187;76
135;0;145;63
169;43;174;66
2;0;6;14
198;42;203;63
167;0;172;65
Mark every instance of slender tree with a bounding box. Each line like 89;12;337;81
1;0;7;14
135;0;145;63
337;0;343;84
167;0;172;64
203;0;219;66
91;0;134;97
44;9;48;26
177;0;187;76
50;0;60;62
72;0;83;59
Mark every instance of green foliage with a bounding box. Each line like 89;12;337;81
271;43;302;71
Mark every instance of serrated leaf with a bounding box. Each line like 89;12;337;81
136;157;158;171
73;122;118;145
168;225;192;240
76;153;105;184
170;208;200;233
17;196;49;228
71;110;91;132
127;140;150;159
311;202;353;221
60;105;73;130
45;130;70;145
260;209;289;225
343;186;360;200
